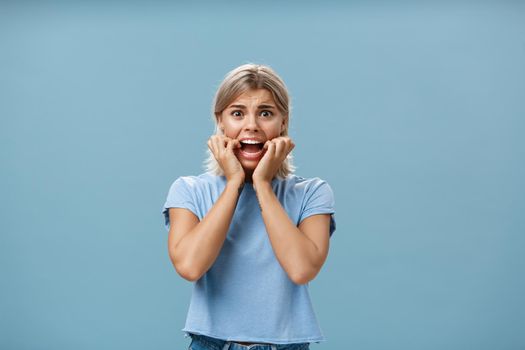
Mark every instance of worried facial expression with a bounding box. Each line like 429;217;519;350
218;88;287;172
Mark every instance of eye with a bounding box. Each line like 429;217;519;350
231;110;243;117
260;110;273;117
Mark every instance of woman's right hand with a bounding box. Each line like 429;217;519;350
207;135;245;184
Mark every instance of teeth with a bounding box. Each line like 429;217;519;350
241;140;262;144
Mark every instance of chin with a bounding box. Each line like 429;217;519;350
240;161;258;171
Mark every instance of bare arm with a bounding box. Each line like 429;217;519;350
168;179;244;281
254;181;331;285
168;135;245;282
251;136;331;285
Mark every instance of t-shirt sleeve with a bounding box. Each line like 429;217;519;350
298;179;336;237
161;177;199;232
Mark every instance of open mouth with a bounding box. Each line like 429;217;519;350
240;140;265;153
238;140;265;160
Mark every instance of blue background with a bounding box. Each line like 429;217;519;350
1;1;524;349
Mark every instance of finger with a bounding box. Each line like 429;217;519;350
221;136;230;149
220;137;231;159
266;140;276;157
288;140;295;153
286;139;295;154
226;138;235;153
272;138;285;159
279;136;293;152
208;137;218;158
281;137;292;148
274;138;286;158
223;137;236;155
216;136;225;155
212;135;225;158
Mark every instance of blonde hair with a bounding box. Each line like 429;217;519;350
203;63;296;178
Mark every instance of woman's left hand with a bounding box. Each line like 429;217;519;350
252;136;295;185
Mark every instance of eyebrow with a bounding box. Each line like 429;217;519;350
228;104;276;109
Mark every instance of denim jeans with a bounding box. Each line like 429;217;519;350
187;333;310;350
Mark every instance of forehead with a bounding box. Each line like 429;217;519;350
228;88;275;106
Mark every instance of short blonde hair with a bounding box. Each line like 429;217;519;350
203;63;296;178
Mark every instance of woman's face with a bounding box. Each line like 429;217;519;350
218;88;287;173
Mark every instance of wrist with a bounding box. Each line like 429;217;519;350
253;178;272;192
226;177;245;190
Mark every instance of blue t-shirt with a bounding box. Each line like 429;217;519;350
161;172;336;344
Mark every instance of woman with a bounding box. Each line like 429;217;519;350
162;63;336;350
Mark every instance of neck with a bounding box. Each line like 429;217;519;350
244;170;253;183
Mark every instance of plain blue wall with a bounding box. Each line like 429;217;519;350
1;1;524;349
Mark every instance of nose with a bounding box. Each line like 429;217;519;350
242;112;260;132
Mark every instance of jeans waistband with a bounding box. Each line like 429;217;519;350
190;333;309;350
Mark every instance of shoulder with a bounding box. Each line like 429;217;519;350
170;172;226;190
278;174;334;194
165;173;226;202
273;175;335;207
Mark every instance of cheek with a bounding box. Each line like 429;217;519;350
221;121;242;137
224;130;239;139
266;118;285;134
265;125;283;138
